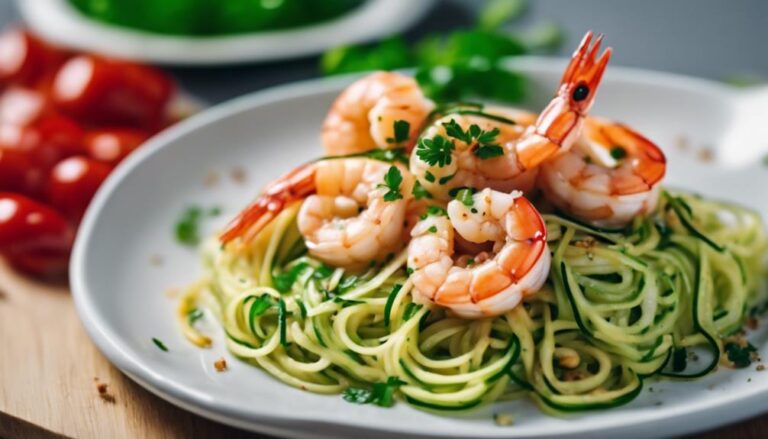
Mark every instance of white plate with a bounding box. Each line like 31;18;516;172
71;58;768;438
19;0;434;65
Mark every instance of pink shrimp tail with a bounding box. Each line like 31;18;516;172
516;31;612;170
219;163;316;244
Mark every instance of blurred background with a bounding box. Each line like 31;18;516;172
0;0;767;275
2;0;766;102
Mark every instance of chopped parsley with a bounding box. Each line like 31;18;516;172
455;188;476;207
420;205;448;219
378;166;404;201
725;342;758;368
152;337;168;352
424;170;436;183
474;144;504;159
610;146;628;160
386;120;411;144
416;135;455;167
342;376;406;407
174;207;203;246
412;181;433;200
174;205;222;247
428;225;438;233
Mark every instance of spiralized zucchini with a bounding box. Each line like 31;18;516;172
179;191;768;413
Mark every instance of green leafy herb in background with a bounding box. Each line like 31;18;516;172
320;0;563;104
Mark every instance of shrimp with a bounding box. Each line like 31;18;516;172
410;108;540;200
538;117;667;228
407;188;550;319
220;158;414;270
321;71;434;156
410;31;611;201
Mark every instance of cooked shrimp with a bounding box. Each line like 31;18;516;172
220;158;414;270
410;31;611;200
538;117;666;228
407;188;550;319
410;108;540;200
321;71;434;156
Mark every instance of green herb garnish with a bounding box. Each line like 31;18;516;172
378;166;404;202
152;338;168;352
386;120;411;144
416;135;455;167
342;376;406;407
428;225;438;233
455;188;476;207
412;180;433;200
312;264;334;280
725;342;757;368
420;205;448;220
174;205;222;247
474;144;504;159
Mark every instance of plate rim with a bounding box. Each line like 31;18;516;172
70;58;765;438
19;0;435;65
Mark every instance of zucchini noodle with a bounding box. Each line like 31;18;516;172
179;191;768;413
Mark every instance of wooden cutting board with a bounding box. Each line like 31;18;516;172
0;258;762;438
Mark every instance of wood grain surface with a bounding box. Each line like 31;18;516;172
0;259;762;439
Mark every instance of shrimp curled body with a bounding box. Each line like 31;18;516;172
321;72;434;156
538;117;666;228
298;159;413;269
220;158;413;270
408;188;550;319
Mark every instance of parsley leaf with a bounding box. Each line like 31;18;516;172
343;387;373;404
428;205;448;216
442;121;502;160
174;207;203;246
387;120;411;144
412;180;432;200
455;188;476;207
725;342;757;368
174;205;221;247
416;135;455;167
474;144;504;159
378;166;404;202
342;377;406;408
152;338;168;352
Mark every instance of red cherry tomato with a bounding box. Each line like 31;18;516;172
0;113;84;169
2;247;70;279
0;28;66;86
0;147;39;193
0;193;73;253
84;128;149;165
52;55;174;129
0;86;49;126
47;156;111;221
